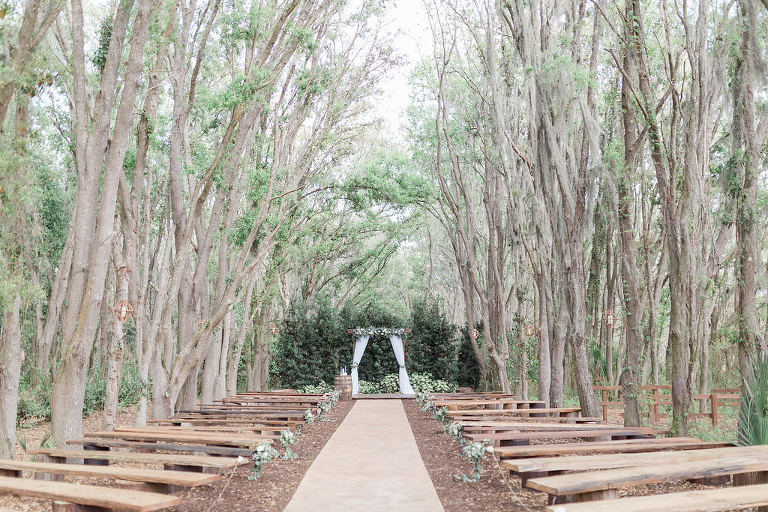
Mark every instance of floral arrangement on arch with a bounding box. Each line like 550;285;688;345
352;327;409;337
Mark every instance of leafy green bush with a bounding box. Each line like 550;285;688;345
358;379;380;394
409;372;456;393
738;353;768;446
355;372;456;394
297;382;335;394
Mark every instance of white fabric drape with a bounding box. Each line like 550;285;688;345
390;334;415;395
351;334;370;395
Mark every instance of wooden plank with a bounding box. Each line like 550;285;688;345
468;428;665;442
546;483;768;512
527;449;768;499
29;449;243;469
447;408;580;417
505;444;753;475
0;476;181;512
495;438;729;459
67;439;253;457
0;460;219;487
463;423;624;432
85;430;271;448
116;426;281;438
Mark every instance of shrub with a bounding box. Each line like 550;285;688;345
297;382;334;394
738;353;768;446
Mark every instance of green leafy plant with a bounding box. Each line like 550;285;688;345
738;353;768;446
280;429;298;459
249;441;280;479
304;409;315;425
456;441;488;483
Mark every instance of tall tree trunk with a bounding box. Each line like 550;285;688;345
0;295;23;459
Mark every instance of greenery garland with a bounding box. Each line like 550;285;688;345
351;327;409;337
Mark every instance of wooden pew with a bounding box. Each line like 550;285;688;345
494;438;729;459
504;443;743;484
0;459;218;494
67;439;253;457
447;407;581;419
0;475;180;511
84;429;272;448
546;483;768;512
30;448;244;474
467;428;665;446
527;448;768;503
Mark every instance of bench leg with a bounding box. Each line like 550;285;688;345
520;471;549;487
571;489;618;502
32;455;65;481
115;479;183;495
52;501;110;512
164;463;218;474
734;471;768;512
82;443;110;466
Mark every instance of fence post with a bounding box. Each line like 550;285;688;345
650;388;658;424
711;393;719;428
602;389;608;422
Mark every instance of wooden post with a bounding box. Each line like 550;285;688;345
601;389;608;422
711;393;719;428
650;388;658;424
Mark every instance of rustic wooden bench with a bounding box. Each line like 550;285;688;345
0;459;218;494
462;423;624;433
156;417;302;428
433;399;545;409
30;448;244;474
546;482;768;511
0;475;180;511
85;429;271;448
504;443;742;484
494;437;727;459
468;428;664;446
527;448;768;503
67;439;253;457
447;407;581;418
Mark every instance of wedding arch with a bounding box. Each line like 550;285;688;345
348;327;415;395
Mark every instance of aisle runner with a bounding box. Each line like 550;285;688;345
284;399;444;511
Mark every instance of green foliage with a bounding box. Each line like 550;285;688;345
738;354;768;446
91;17;113;73
249;441;280;479
355;372;456;394
407;299;457;382
456;325;482;389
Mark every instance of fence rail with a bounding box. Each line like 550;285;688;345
592;385;740;427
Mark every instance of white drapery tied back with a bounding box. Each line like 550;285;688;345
349;330;415;395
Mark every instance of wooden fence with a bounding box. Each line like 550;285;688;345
592;385;740;427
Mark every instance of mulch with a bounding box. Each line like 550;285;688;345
171;398;354;511
403;399;547;512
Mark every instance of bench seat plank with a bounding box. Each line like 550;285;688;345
0;476;180;511
547;483;768;512
528;448;768;499
505;444;749;475
86;430;271;448
468;428;665;442
495;438;729;459
0;460;219;487
67;439;253;457
29;449;243;469
448;408;581;417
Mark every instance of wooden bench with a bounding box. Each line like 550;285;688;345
527;448;768;503
447;407;581;418
0;459;218;494
494;438;729;459
547;482;768;512
30;448;244;474
504;443;743;484
67;439;253;457
85;429;271;448
463;423;624;433
0;475;180;511
468;428;664;446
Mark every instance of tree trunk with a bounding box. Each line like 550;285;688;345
0;295;23;459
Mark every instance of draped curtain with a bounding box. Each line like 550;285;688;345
390;334;415;394
351;334;370;395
